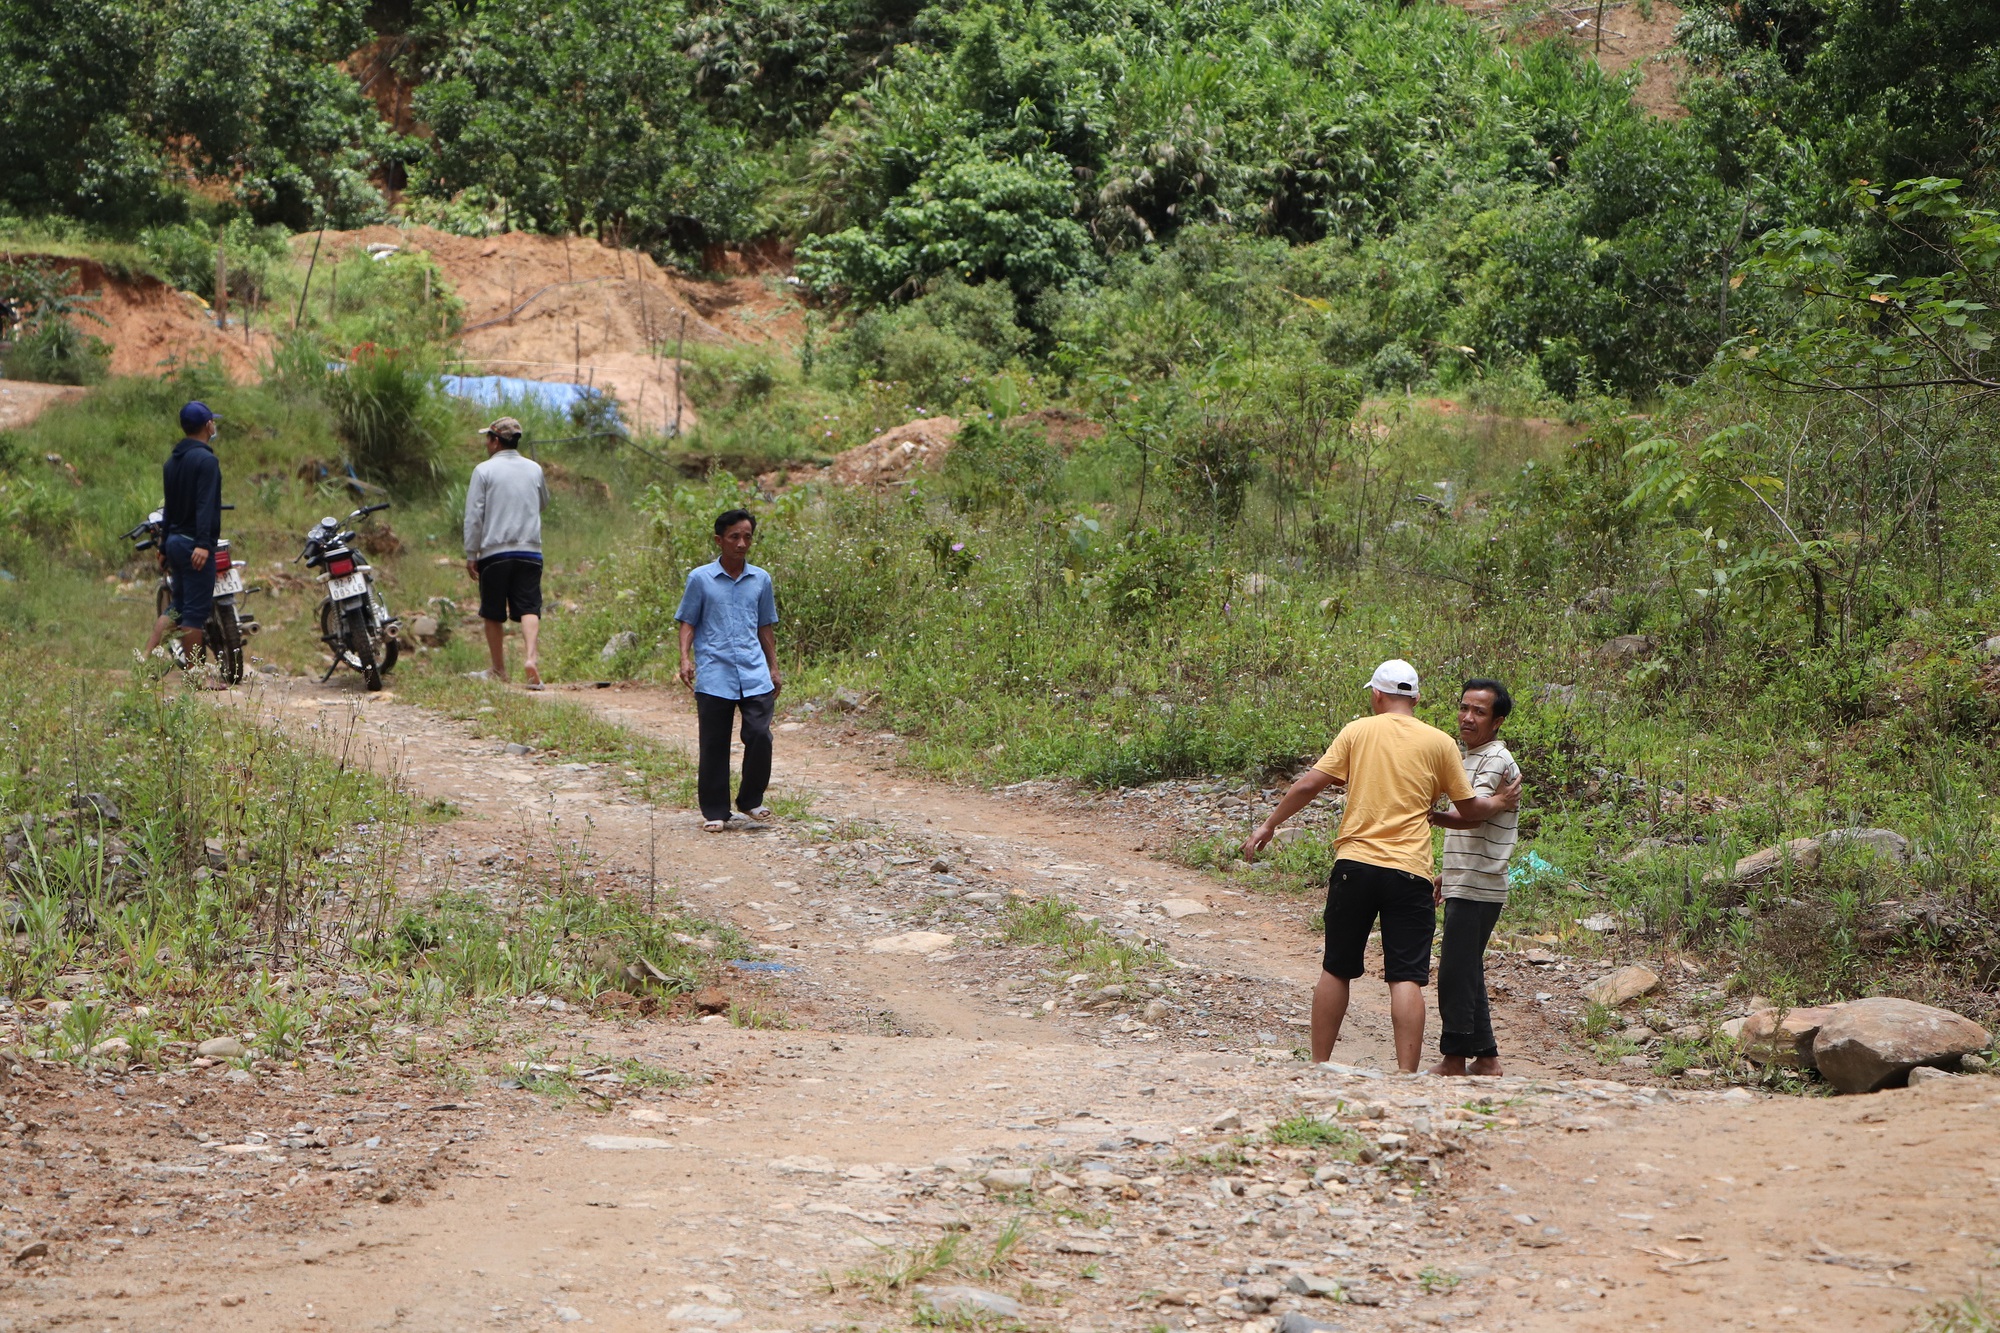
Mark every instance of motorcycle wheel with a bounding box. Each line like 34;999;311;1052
207;602;244;685
321;600;363;670
154;582;172;619
346;606;382;692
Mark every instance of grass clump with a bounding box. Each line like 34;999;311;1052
1001;897;1165;978
0;652;747;1070
1265;1113;1363;1157
1911;1291;2000;1333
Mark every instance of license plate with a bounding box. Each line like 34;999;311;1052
213;568;243;596
327;573;368;600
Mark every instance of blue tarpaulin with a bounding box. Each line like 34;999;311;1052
439;374;623;429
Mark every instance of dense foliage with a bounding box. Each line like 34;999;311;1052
2;0;1992;399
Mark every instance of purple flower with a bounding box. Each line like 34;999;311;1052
951;543;965;552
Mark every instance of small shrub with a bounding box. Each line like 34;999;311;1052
324;343;454;489
4;316;110;384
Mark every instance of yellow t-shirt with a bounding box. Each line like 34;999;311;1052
1313;712;1474;879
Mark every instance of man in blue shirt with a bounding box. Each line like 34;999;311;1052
676;509;781;830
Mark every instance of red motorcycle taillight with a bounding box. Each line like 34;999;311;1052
327;555;357;578
213;543;231;573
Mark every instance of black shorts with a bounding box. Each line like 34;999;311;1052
477;557;543;622
1322;858;1437;985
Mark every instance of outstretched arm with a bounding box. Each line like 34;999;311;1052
1241;768;1340;860
1429;773;1521;828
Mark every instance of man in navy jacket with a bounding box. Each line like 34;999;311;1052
157;401;223;667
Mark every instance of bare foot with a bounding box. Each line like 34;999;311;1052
1429;1057;1468;1076
523;663;542;688
1469;1056;1503;1076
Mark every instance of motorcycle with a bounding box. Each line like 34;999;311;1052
299;502;400;691
123;505;259;684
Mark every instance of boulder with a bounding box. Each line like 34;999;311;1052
196;1036;247;1059
1597;634;1655;664
1818;827;1912;864
1584;965;1660;1008
600;630;640;662
1737;1004;1841;1069
409;614;445;647
1810;997;1990;1093
1730;837;1822;882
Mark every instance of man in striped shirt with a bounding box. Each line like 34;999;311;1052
1426;678;1522;1076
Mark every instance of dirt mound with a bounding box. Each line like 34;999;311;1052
3;253;272;385
826;416;961;488
1010;405;1104;451
302;226;808;436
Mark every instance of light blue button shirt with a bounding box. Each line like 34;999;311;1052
675;560;778;698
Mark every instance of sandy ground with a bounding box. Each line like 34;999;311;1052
0;382;88;433
1;679;1994;1333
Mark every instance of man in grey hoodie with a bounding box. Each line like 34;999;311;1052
463;417;550;686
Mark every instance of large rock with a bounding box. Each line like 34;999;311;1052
1584;965;1659;1008
1737;1004;1841;1069
1810;997;1990;1093
827;417;961;489
1730;836;1823;882
1819;827;1912;863
1597;634;1655;664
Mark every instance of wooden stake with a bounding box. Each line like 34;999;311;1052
672;311;686;439
214;245;228;329
292;228;325;331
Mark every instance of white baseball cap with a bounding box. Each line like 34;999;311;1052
1367;658;1421;697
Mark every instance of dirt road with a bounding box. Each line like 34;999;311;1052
4;680;1993;1332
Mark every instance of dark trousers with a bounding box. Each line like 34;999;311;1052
694;690;774;821
1438;897;1505;1058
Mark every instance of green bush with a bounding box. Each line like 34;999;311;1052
3;316;109;385
323;344;454;489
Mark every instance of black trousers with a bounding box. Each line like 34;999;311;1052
694;690;775;822
1438;896;1505;1058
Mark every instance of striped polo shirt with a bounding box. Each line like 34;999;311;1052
1441;739;1521;903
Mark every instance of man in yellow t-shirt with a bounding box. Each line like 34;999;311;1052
1242;659;1520;1071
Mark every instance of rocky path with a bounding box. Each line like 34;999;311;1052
4;679;1995;1332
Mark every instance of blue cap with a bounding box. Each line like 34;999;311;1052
180;401;214;434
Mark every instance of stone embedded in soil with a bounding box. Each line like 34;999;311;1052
581;1135;680;1151
865;930;957;955
196;1037;247;1059
1159;898;1209;919
1907;1066;1960;1087
1729;836;1822;882
1738;1005;1841;1069
1583;965;1660;1008
915;1284;1024;1319
1811;997;1991;1093
1278;1313;1343;1333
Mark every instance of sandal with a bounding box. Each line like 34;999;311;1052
702;819;727;832
744;806;773;821
523;664;543;689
